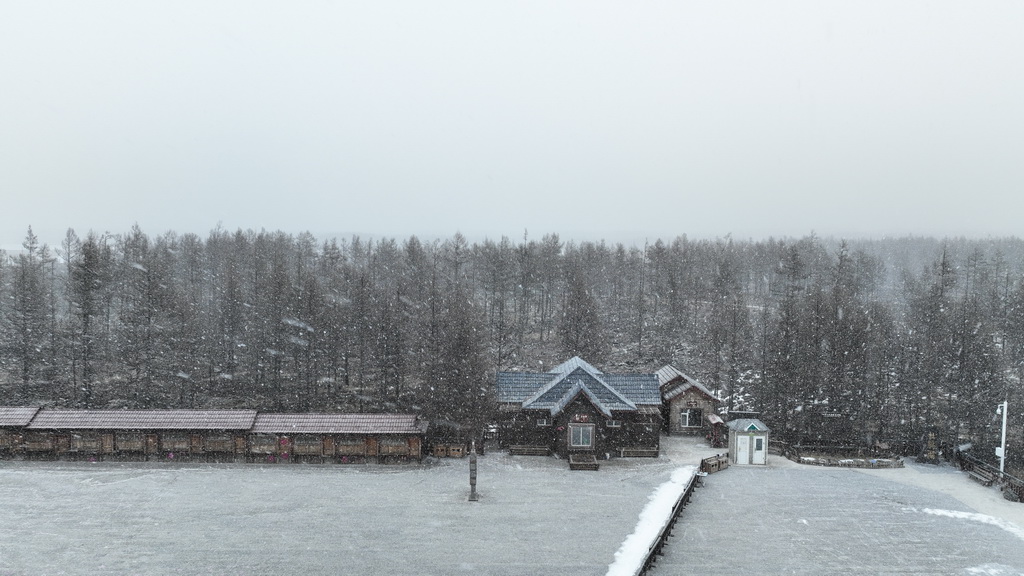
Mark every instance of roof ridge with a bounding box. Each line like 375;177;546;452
523;368;637;417
549;356;603;376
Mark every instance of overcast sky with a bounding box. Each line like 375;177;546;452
2;1;1022;249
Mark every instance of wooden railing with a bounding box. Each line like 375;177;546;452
958;452;1024;502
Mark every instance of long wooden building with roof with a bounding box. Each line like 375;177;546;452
496;357;662;468
22;409;258;460
0;407;428;464
250;413;427;463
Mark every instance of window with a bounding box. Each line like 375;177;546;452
537;418;550;427
569;424;594;448
755;437;764;451
606;420;622;428
680;408;703;428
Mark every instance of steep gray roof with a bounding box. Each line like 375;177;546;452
549;356;604;375
657;365;721;403
521;368;636;417
26;409;258;431
496;356;660;417
0;406;40;427
252;413;426;435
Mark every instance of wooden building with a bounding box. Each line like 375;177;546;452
249;413;427;463
0;406;40;456
0;407;429;465
657;365;722;435
496;357;662;467
727;418;770;465
22;409;258;461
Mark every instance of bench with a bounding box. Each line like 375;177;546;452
968;467;997;487
619;448;659;458
509;445;550;456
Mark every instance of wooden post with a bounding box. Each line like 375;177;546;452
469;440;479;502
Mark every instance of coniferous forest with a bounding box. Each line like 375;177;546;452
2;226;1023;467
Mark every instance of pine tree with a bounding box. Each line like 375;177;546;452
558;262;607;363
8;228;52;401
68;232;113;407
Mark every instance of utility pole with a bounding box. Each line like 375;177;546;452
997;401;1008;477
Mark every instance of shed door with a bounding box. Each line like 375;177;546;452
735;435;750;465
101;434;114;454
752;435;767;465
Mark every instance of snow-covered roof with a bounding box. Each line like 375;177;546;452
657;365;721;403
726;418;770;433
252;413;426;435
549;356;603;375
26;409;258;431
496;356;660;417
0;406;40;427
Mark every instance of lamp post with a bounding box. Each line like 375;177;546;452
996;401;1008;477
468;440;479;502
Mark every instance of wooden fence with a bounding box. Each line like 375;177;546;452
958;452;1024;502
634;472;700;576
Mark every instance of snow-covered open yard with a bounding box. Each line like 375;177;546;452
0;440;715;576
653;453;1024;576
2;438;1022;575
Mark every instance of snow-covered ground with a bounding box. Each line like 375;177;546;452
652;454;1024;575
0;440;721;576
2;439;1019;575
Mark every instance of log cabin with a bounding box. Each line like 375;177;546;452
496;357;662;467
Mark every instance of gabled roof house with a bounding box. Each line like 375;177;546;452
657;365;722;434
496;357;662;464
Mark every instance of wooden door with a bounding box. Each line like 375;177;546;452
190;434;203;453
323;436;335;456
234;436;247;455
55;435;71;454
101;434;114;454
146;434;159;454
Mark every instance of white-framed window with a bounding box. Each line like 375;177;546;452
569;424;595;448
680;408;703;428
606;419;622;428
537;418;551;427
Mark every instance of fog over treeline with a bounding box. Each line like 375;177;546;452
2;226;1023;460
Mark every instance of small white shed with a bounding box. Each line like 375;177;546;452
727;418;770;465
